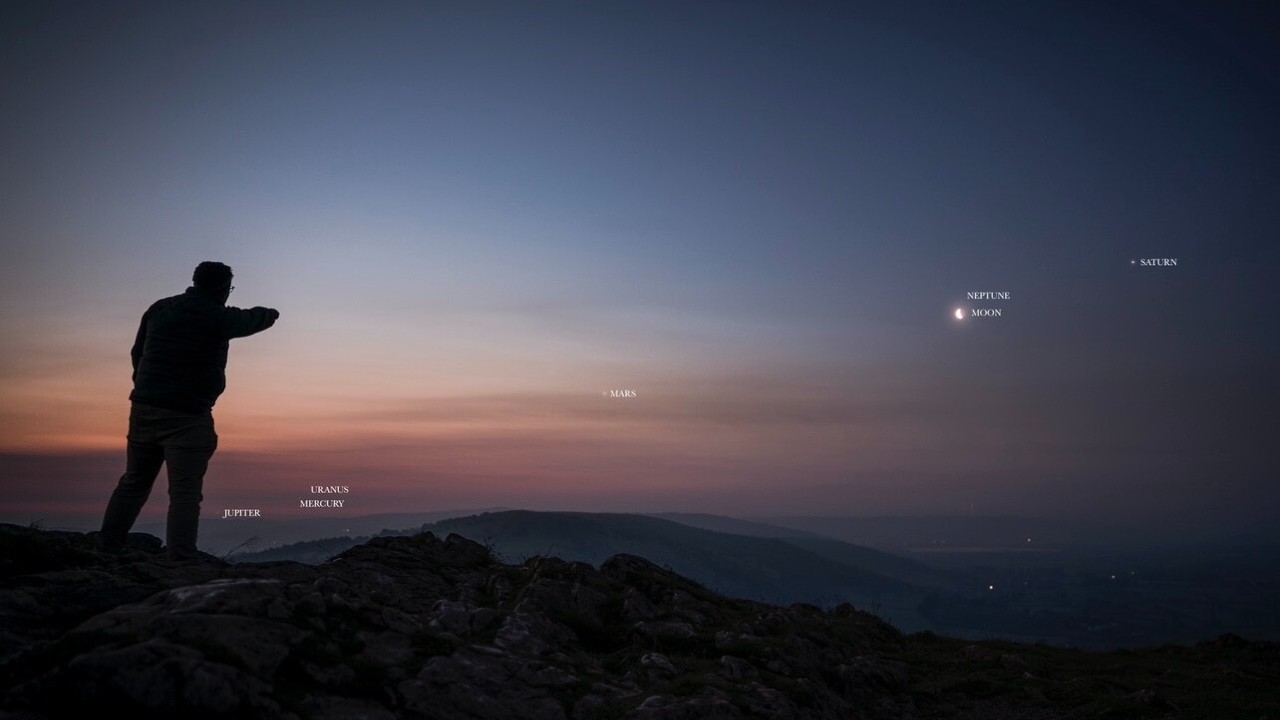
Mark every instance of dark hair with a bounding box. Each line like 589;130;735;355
193;261;233;291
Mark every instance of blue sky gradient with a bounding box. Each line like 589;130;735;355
2;1;1276;536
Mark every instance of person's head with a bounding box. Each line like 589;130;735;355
192;261;234;298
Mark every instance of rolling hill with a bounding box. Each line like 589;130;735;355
422;510;929;618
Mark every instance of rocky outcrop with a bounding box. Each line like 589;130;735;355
1;523;1277;719
0;524;907;719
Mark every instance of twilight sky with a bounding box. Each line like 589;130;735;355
2;1;1277;537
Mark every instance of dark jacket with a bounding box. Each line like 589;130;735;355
129;287;279;413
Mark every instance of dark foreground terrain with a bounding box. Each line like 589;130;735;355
0;524;1275;719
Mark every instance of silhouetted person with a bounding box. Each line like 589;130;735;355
99;262;279;559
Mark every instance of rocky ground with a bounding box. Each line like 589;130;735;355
0;523;1275;719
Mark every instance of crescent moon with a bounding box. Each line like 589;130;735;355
954;308;965;320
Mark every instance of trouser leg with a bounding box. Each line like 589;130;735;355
100;422;165;546
163;415;217;556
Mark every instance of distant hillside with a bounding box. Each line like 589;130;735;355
647;513;822;539
780;536;957;589
423;510;922;613
754;515;1084;551
142;508;506;557
230;511;948;607
651;512;953;588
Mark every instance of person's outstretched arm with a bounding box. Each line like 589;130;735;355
222;305;280;339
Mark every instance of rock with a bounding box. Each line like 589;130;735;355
402;648;569;720
835;656;908;695
632;621;695;647
380;606;422;634
7;638;283;717
71;579;298;676
590;681;637;697
356;630;416;672
295;695;398;720
999;653;1028;670
621;589;660;622
494;610;575;656
1128;688;1172;708
471;606;501;632
719;655;758;680
765;658;793;676
623;689;743;719
961;644;1000;662
572;693;610;719
570;581;609;619
641;652;677;679
430;598;474;636
302;660;356;686
517;661;579;688
714;630;735;649
738;682;799;719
